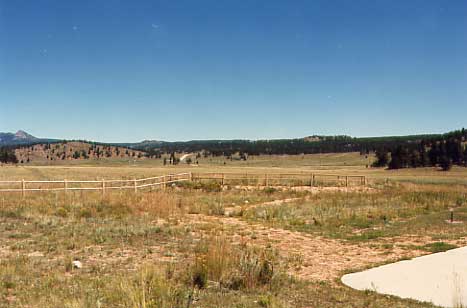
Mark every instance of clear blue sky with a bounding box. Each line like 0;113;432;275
1;0;466;142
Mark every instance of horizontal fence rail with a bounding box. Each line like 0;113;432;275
0;173;192;195
191;172;366;187
0;172;366;195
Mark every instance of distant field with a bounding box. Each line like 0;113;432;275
2;152;467;186
21;151;371;168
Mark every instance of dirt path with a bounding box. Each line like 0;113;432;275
223;185;376;216
188;195;459;283
191;213;431;282
180;153;193;162
223;197;303;216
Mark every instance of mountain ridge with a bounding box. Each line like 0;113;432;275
0;130;57;146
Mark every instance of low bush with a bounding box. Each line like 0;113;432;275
115;266;189;308
190;236;286;292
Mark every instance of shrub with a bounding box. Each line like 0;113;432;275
117;266;188;308
190;237;284;292
198;181;222;192
264;187;277;195
423;242;457;253
191;261;208;289
78;208;92;218
55;207;68;218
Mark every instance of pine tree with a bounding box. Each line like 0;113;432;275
428;143;439;166
372;149;389;167
409;149;421;168
388;146;409;169
419;146;430;167
440;155;452;171
73;151;81;159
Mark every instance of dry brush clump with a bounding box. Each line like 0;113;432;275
50;236;292;308
0;190;187;221
189;236;289;293
113;266;189;308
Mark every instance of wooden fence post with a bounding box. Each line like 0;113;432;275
133;178;137;193
22;179;25;198
101;179;105;196
345;176;349;187
221;173;225;187
64;179;68;194
265;174;269;187
310;174;314;187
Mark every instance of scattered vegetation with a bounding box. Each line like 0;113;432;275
1;164;466;307
242;183;467;242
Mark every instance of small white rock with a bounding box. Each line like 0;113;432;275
72;260;82;269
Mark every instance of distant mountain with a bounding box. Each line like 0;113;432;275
14;130;36;140
0;130;56;146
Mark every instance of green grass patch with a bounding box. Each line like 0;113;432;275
420;242;458;253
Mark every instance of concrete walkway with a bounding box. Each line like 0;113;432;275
342;246;467;308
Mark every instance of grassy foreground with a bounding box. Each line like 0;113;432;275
1;161;467;307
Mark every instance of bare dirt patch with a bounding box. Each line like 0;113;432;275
188;211;457;284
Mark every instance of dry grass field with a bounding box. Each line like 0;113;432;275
1;153;467;307
4;152;467;185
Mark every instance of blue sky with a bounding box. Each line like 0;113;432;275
1;0;466;142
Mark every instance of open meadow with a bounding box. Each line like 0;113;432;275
1;153;467;307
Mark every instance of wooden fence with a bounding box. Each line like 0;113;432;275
0;172;192;196
0;172;366;195
192;172;366;187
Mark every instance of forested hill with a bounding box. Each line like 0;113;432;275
2;130;465;167
132;133;444;157
373;129;467;170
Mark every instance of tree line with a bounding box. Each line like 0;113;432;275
3;129;466;170
135;134;443;157
373;129;467;170
0;147;18;164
